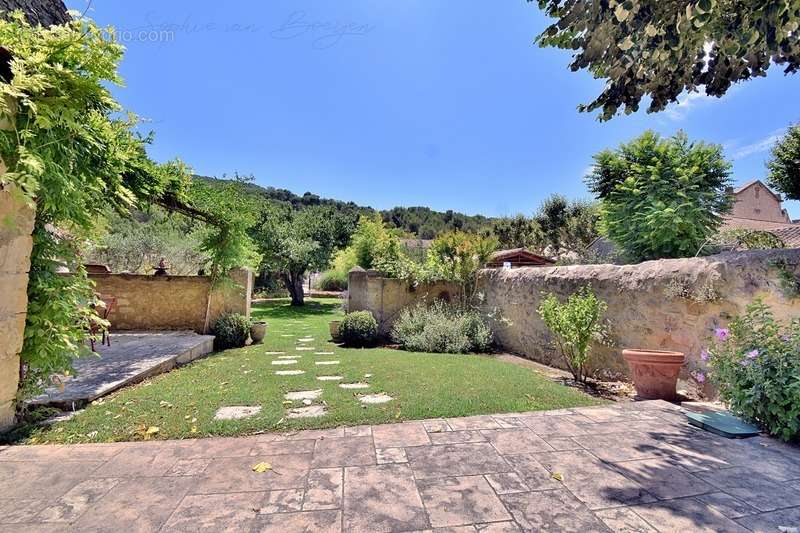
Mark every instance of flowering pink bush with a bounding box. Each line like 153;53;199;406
702;300;800;442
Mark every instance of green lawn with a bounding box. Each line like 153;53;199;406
17;299;602;444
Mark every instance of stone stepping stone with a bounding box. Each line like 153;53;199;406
296;347;315;351
278;355;300;359
213;405;262;420
315;352;335;356
284;389;323;401
287;405;327;418
275;370;305;376
315;361;340;366
364;374;373;378
272;359;298;365
264;351;285;355
339;383;370;390
280;334;293;337
317;375;343;381
359;393;393;404
297;338;314;342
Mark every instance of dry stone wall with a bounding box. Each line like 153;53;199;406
479;249;800;381
89;267;252;333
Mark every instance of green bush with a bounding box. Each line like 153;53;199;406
212;313;252;349
391;301;493;354
318;270;348;292
537;286;608;383
701;300;800;442
586;131;732;261
339;311;379;347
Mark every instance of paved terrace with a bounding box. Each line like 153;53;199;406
1;401;799;532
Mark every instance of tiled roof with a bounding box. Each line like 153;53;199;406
722;216;800;247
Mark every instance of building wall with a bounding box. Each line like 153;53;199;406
731;183;791;223
347;268;459;335
90;268;252;333
0;185;34;430
479;249;800;383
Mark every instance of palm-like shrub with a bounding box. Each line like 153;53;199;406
586;131;732;261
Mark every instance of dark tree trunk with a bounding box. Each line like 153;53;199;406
283;271;305;306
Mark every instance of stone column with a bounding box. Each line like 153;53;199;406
347;266;367;313
0;184;35;429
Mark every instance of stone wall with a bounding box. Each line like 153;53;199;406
347;267;459;334
346;250;800;387
479;249;800;381
0;185;34;430
90;268;252;333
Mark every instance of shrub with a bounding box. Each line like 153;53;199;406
212;313;251;349
392;301;493;354
700;300;800;442
586;131;732;261
318;270;348;291
339;311;379;347
537;286;608;383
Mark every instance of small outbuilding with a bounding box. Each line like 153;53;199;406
486;248;555;268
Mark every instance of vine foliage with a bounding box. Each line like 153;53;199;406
0;14;257;400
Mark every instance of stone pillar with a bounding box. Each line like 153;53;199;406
207;267;254;328
347;266;367;313
0;185;35;430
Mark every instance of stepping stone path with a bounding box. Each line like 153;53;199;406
284;389;323;401
271;359;298;365
339;383;370;390
315;361;339;366
296;347;315;351
213;405;262;420
264;351;285;355
317;375;343;381
278;355;300;359
280;334;293;337
297;338;314;342
287;405;327;418
359;393;393;404
275;370;305;376
315;352;334;355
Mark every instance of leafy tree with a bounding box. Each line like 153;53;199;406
490;215;545;251
426;231;498;306
534;0;800;120
538;286;608;383
767;123;800;201
256;205;353;305
88;208;207;274
587;131;732;261
534;195;599;254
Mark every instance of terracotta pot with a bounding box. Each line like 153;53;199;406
622;349;685;401
250;321;267;344
330;320;341;341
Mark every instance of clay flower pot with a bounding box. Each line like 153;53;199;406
622;349;686;401
250;321;267;344
330;320;342;342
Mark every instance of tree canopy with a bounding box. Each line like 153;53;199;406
767;123;800;201
534;0;800;120
587;131;732;261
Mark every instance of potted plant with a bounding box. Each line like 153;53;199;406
622;349;686;401
250;320;267;344
329;320;341;342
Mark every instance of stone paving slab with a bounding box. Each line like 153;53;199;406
1;401;799;532
29;332;214;409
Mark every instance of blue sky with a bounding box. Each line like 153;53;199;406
68;0;800;219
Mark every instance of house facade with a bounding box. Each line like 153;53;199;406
729;180;792;223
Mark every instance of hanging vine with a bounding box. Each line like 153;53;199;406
0;13;258;399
